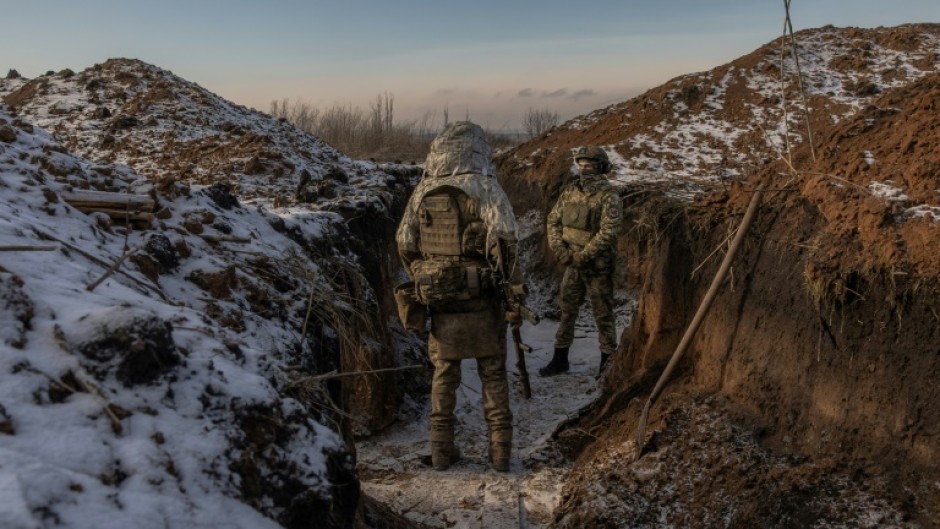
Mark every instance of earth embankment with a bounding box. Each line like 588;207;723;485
492;36;940;528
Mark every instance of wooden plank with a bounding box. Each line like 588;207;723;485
73;207;155;222
62;190;155;211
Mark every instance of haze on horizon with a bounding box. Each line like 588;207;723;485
2;0;939;131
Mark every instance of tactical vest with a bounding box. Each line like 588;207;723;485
419;194;462;256
413;188;490;305
561;202;594;249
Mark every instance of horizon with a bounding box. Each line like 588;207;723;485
2;1;939;129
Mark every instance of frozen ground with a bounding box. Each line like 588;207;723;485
357;317;619;529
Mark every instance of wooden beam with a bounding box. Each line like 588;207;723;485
61;190;155;211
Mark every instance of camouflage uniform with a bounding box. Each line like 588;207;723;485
396;121;522;471
542;148;621;374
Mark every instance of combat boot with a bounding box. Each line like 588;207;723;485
489;442;511;472
430;441;461;471
538;347;569;377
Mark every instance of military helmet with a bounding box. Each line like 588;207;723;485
574;145;611;174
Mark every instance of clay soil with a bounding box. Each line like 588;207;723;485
493;26;940;529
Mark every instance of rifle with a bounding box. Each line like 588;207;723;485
494;242;539;399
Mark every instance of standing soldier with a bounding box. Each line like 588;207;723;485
396;121;524;472
539;145;622;376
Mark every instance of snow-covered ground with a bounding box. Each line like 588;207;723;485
0;106;368;528
532;25;940;206
358;317;624;529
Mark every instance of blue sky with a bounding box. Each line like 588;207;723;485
2;1;938;129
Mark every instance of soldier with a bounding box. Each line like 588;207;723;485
396;121;524;472
539;145;622;376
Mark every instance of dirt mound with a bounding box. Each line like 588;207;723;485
555;398;922;529
0;105;378;528
0;57;417;438
797;72;940;280
1;58;393;204
496;24;940;211
494;24;940;528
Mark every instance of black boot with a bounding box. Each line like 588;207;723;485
539;347;569;377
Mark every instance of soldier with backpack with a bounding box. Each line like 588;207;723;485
395;121;525;472
539;145;622;377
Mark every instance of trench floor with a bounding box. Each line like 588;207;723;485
357;320;608;529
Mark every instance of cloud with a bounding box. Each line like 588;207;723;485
542;88;568;98
517;88;535;97
571;89;596;100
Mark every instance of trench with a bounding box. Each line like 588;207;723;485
347;204;637;528
356;319;609;529
342;171;939;528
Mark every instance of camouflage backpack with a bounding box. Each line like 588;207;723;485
411;188;489;304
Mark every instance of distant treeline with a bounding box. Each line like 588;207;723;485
270;94;555;162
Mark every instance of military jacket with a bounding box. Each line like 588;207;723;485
547;174;622;266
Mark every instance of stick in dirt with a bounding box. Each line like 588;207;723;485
32;228;171;302
293;364;427;382
86;247;141;291
634;185;765;459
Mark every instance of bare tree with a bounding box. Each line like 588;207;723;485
291;103;319;133
270;98;319;133
523;108;559;138
269;98;289;119
268;94;433;161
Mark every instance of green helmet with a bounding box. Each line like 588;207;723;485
574;145;611;173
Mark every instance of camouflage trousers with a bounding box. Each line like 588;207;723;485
428;329;512;445
554;267;617;355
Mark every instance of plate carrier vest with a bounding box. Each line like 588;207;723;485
413;188;489;304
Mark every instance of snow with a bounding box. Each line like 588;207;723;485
3;60;394;207
748;27;940;116
868;180;940;222
869;180;909;202
2;25;935;527
537;25;940;207
0;98;374;526
905;204;940;222
358;207;636;528
357;319;621;529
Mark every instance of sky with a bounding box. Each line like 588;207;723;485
2;1;939;130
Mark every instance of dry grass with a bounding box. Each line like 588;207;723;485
270;97;522;162
283;249;382;374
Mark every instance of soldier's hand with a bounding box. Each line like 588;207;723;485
505;311;523;329
558;251;573;266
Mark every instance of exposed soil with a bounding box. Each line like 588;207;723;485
4;23;939;529
492;23;940;529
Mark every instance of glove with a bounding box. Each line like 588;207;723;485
505;311;523;329
558;250;573;266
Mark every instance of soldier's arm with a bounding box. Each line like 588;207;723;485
497;239;534;326
546;190;568;259
396;192;425;279
399;249;421;280
580;189;622;261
